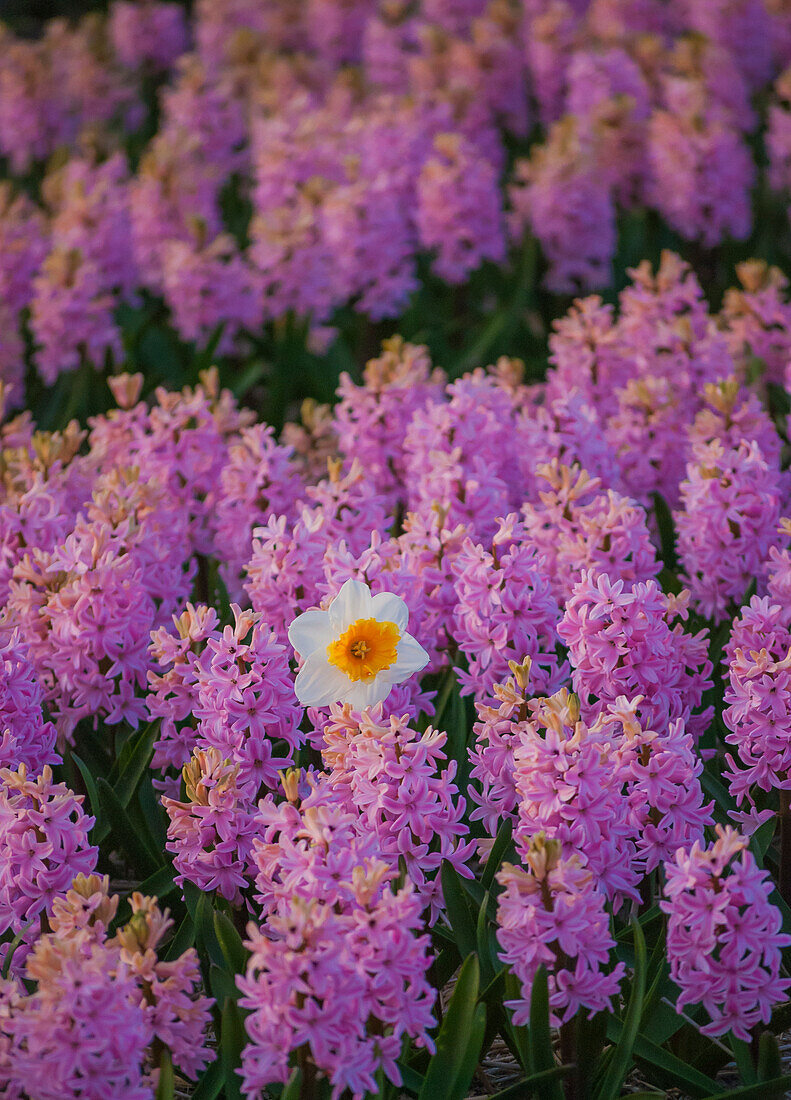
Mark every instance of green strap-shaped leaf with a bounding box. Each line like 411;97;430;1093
593;917;646;1100
440;860;477;959
699;1077;791;1099
281;1066;303;1100
191;1060;225;1100
195;893;225;969
210;963;239;1005
163;913;194;962
96;777;162;875
397;1062;426;1096
447;1002;487;1100
220;999;246;1100
730;1035;757;1085
155;1048;174;1100
652;491;678;570
1;918;36;979
503;972;530;1071
757;1032;782;1081
608;1026;723;1096
528;966;562;1100
419;953;481;1100
135;864;177;901
489;1063;573;1098
481;818;515;891
72;753;106;842
111;719;158;808
214;909;249;975
476;890;494;987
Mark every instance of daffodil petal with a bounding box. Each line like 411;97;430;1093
294;649;350;707
370;591;409;632
344;677;392;710
328;578;373;632
381;632;430;683
287;608;333;658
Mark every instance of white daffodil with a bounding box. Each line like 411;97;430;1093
288;578;430;709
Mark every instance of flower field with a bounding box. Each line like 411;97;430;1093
7;1;791;1098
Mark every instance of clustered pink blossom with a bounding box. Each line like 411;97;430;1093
162;748;259;904
675;439;783;620
512;689;641;906
240;785;435;1100
559;572;713;740
150;602;302;797
0;766;96;940
1;178;791;1091
0;875;213;1097
0;625;58;775
452;515;566;698
108;1;190;72
723;592;791;810
497;834;625;1026
0;0;789;388
320;706;476;919
662;826;791;1040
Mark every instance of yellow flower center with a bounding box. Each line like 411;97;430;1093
326;617;401;682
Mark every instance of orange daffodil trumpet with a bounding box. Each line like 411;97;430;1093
288;579;430;708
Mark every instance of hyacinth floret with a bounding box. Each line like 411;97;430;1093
240;780;435;1099
558;571;713;741
163;747;259;904
320;705;476;920
497;833;625;1027
661;826;791;1040
511;688;640;907
0;764;97;939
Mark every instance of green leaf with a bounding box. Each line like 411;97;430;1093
72;753;106;842
699;1077;791;1099
750;816;777;864
214;909;249;975
191;1060;225;1100
419;953;481;1100
577;1011;608;1091
489;1064;573;1098
397;1062;426;1096
594;917;647;1100
96;777;162;875
1;919;36;979
481;818;515;892
609;1026;722;1096
652;491;678;570
134;864;177;901
164;913;194;962
730;1035;757;1085
757;1032;782;1082
194;323;227;373
182;879;202;919
476;890;494;986
447;1002;487;1100
528;966;562;1100
429;944;462;991
137;775;168;849
440;861;477;959
210;963;239;1005
503;972;530;1070
155;1048;174;1100
220;999;246;1100
195;893;225;969
111;719;157;808
281;1066;303;1100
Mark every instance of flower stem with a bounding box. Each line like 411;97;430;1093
779;790;791;904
